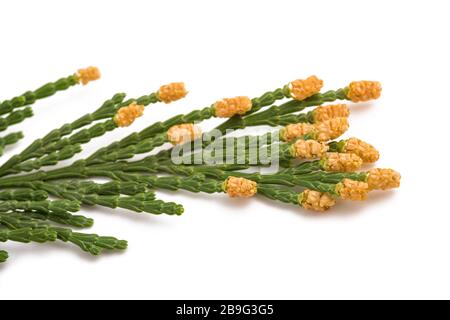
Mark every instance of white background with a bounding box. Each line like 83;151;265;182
0;0;449;300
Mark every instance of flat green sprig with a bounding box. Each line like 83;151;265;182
0;73;395;264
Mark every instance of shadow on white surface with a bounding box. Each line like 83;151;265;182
155;188;257;213
0;239;128;275
328;191;397;216
255;189;398;219
347;102;374;115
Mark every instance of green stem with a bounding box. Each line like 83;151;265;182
22;211;93;228
0;189;48;201
86;106;215;163
110;172;224;194
0;227;57;244
0;91;163;176
102;169;337;204
86;133;168;165
151;88;346;165
0;74;79;116
290;171;368;184
26;182;182;216
87;159;337;195
214;89;346;132
9;144;82;174
86;86;290;164
0;213;127;256
0;199;80;215
154;161;338;194
51;180;148;196
0;93;126;176
0;107;33;132
0;132;24;156
257;184;300;206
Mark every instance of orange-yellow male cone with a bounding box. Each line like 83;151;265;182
75;66;101;85
280;118;349;142
288;76;323;101
214;96;252;118
342;138;380;163
114;102;145;127
335;179;369;201
315;117;349;142
280;123;315;142
321;152;363;172
367;168;401;190
291;139;329;159
157;82;188;103
299;190;336;212
313;104;350;122
347;81;382;102
167;123;202;145
223;177;257;198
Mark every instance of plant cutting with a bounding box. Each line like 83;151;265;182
0;68;400;263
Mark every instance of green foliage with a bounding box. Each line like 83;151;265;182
0;72;368;264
